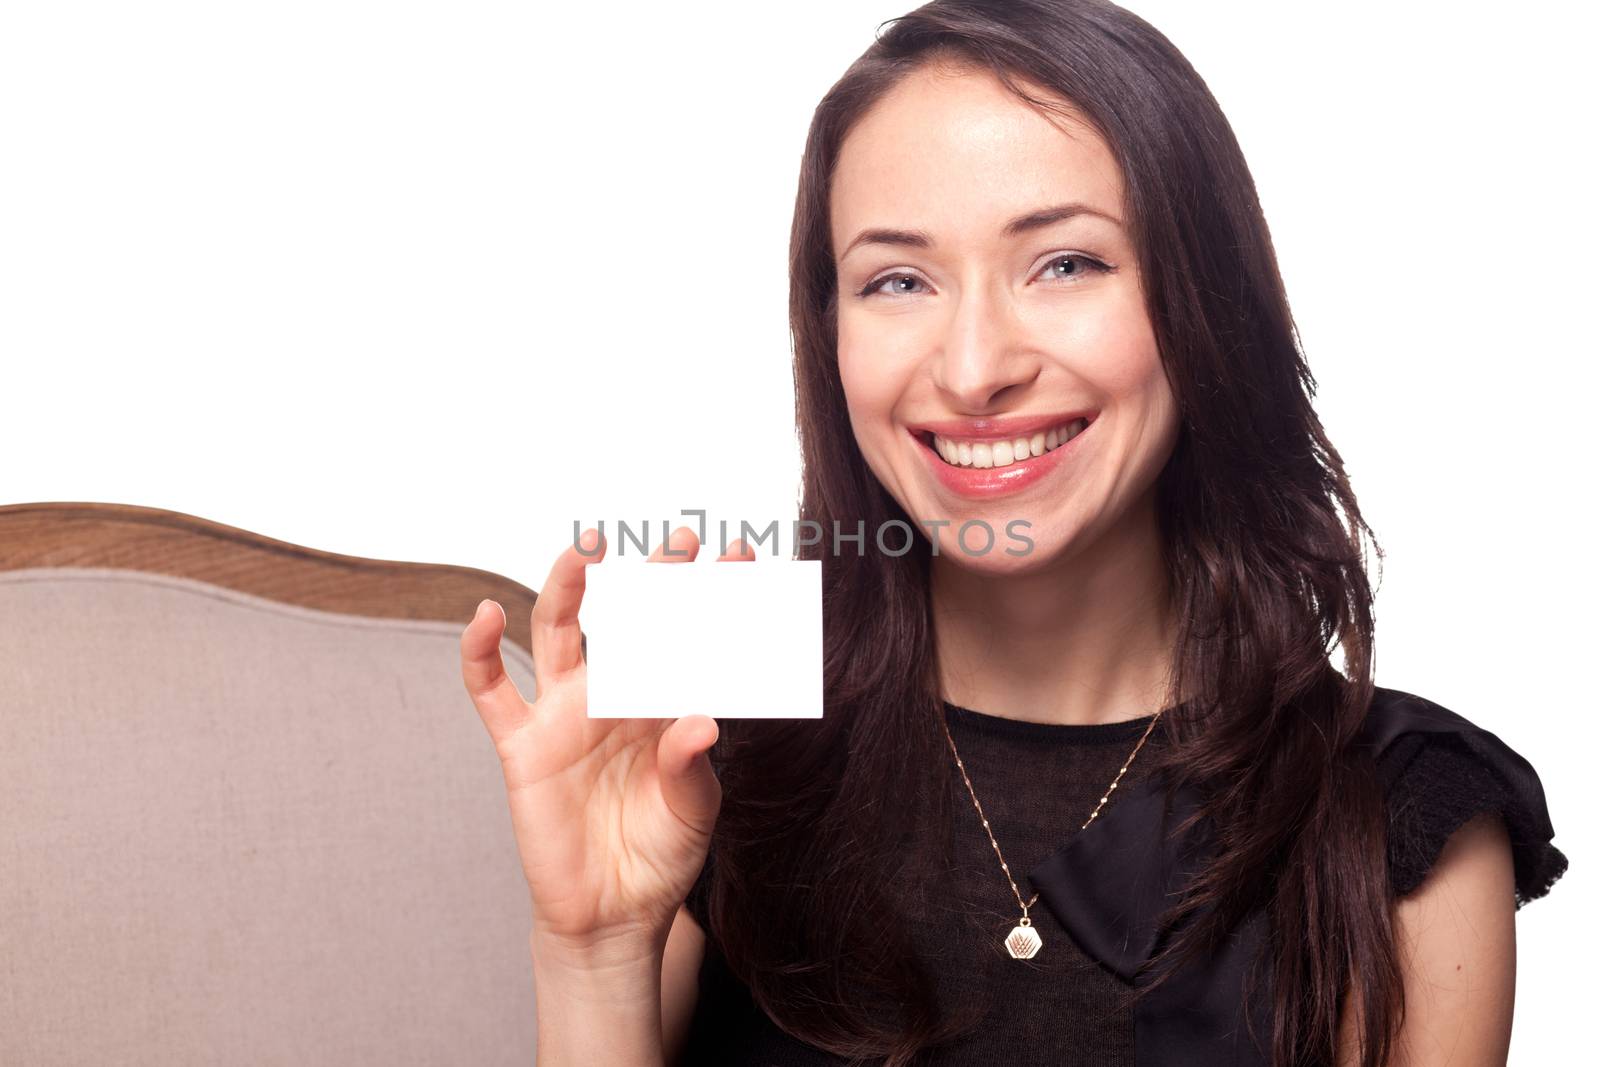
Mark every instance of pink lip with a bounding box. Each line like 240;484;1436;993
910;416;1093;500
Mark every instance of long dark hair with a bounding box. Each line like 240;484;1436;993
700;2;1397;1064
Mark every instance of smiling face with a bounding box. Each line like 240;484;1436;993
830;60;1180;574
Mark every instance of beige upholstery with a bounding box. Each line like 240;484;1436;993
0;567;542;1065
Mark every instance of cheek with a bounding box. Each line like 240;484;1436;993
836;323;914;436
835;322;928;503
1063;289;1168;407
1076;296;1180;470
835;347;890;491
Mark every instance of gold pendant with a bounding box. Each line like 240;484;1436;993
1005;920;1042;959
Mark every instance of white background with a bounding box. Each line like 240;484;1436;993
2;1;1590;1056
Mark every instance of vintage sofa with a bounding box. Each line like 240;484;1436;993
0;501;544;1065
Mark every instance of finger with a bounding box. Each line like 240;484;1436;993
460;599;529;743
716;538;757;562
530;526;607;687
647;525;701;563
657;714;722;835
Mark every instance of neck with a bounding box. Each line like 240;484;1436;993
931;487;1176;727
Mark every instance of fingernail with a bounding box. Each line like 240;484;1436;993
474;599;490;621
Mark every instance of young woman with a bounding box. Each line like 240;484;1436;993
459;2;1568;1064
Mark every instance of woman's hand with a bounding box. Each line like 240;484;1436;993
460;524;753;957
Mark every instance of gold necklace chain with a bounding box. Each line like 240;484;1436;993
940;705;1164;960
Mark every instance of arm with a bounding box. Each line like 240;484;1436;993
1336;811;1518;1066
531;928;668;1067
661;905;708;1066
461;528;740;1067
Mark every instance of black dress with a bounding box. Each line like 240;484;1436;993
678;686;1568;1066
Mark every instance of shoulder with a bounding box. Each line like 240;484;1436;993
1355;685;1569;907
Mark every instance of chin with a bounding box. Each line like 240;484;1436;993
927;524;1077;577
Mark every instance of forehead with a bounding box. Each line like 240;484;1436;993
829;62;1123;252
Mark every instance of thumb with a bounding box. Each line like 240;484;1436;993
658;714;722;836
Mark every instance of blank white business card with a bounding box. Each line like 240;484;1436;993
582;557;823;719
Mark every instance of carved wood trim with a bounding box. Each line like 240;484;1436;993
0;501;538;655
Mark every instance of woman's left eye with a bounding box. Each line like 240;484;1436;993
857;253;1110;298
1037;253;1111;283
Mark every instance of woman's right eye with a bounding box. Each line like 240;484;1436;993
858;272;928;298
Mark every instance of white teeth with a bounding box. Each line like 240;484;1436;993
929;417;1089;470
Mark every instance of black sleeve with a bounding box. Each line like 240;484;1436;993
1381;730;1569;906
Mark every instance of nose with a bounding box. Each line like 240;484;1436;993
929;279;1041;410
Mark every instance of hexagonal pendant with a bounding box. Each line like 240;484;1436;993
1005;923;1042;959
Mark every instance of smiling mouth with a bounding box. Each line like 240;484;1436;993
920;417;1089;469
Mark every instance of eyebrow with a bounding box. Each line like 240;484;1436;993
838;201;1123;260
